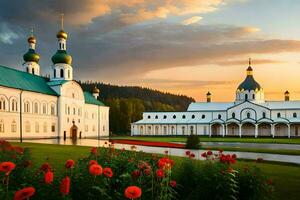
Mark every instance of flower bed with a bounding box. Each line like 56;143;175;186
110;139;185;148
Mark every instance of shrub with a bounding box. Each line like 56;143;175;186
185;134;201;149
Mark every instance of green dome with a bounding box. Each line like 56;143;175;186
238;74;261;91
51;50;72;65
23;49;40;63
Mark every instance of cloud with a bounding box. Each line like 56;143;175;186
182;16;203;25
215;59;284;66
0;23;19;44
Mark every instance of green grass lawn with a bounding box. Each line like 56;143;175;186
112;136;300;144
12;142;300;200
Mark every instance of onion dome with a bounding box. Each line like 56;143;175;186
57;30;68;39
237;65;261;91
51;50;72;65
23;49;40;63
206;91;211;96
284;90;289;95
92;86;100;94
27;36;36;44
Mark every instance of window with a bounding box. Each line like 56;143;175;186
171;126;175;134
54;69;56;78
147;126;152;134
35;122;39;133
51;123;56;132
163;126;167;134
60;69;64;78
155;115;158;119
140;126;143;134
73;108;76;115
182;115;186;119
42;104;47;114
11;99;17;112
148;115;151;119
92;125;96;132
43;123;47;133
201;114;205;119
25;121;30;133
182;126;185;135
24;101;30;113
232;112;235;118
11;120;17;133
155;126;159;135
247;112;251;118
32;68;35;75
0;120;4;132
68;70;70;78
262;112;266;118
218;114;221;119
92;113;94;119
173;115;176;119
78;108;81;116
68;107;70;115
277;113;281;118
163;115;167;119
293;113;297;118
190;126;194;134
72;93;75;98
50;105;55;115
85;125;89;132
103;126;105;132
34;102;39;114
26;67;29;73
245;94;248;100
204;126;207;135
192;115;195;119
0;97;6;111
252;94;255;99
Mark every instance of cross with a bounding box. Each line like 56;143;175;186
30;27;34;37
249;57;252;66
60;13;64;30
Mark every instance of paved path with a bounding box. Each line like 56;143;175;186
201;142;300;150
13;139;300;165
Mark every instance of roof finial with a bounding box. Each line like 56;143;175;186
30;26;34;37
60;13;64;30
249;57;251;66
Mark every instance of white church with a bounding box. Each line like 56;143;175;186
132;61;300;138
0;22;109;139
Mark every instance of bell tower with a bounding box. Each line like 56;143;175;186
23;28;40;75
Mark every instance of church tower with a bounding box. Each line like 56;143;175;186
50;14;73;81
23;29;40;75
235;58;265;103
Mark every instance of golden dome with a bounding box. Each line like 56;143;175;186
27;36;36;44
92;87;100;94
56;30;68;39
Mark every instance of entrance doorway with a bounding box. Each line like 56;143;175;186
70;124;78;139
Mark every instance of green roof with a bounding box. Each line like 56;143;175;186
83;91;105;106
47;80;69;86
51;50;72;65
0;65;58;96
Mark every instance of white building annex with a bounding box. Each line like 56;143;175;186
132;60;300;138
0;22;109;140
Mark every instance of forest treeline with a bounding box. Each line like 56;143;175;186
79;81;195;134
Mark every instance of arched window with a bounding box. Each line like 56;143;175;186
232;112;235;118
42;103;47;114
155;115;158;119
192;115;195;119
43;122;47;133
171;126;175;134
32;68;35;75
24;101;30;113
60;69;64;78
92;125;96;132
51;105;55;115
163;115;167;119
73;108;76;115
26;67;29;73
155;126;159;135
245;94;248;100
262;112;266;118
68;107;71;115
252;94;255;99
277;113;281;118
0;120;4;132
68;70;70;78
0;97;6;111
201;114;205;119
247;112;251;118
190;126;194;134
11;99;17;112
182;126;185;135
218;114;221;119
54;69;56;78
35;122;39;133
163;126;167;134
293;113;297;118
173;115;176;119
182;115;186;119
147;126;152;134
34;102;39;114
11;120;17;133
25;121;30;133
140;126;144;134
51;123;56;132
148;115;151;119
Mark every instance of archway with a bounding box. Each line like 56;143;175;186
290;124;300;137
211;123;223;136
274;123;288;137
226;123;239;136
258;123;271;137
241;123;255;136
70;124;78;139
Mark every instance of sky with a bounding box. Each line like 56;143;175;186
1;0;300;102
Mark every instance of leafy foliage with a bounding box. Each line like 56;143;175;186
185;134;201;149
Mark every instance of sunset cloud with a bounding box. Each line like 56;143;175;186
182;16;203;25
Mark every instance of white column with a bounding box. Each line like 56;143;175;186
225;124;228;137
255;124;258;138
271;124;275;138
288;124;291;138
222;124;225;137
239;124;242;138
209;124;212;137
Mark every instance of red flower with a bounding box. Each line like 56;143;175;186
170;180;177;187
164;150;168;155
256;157;263;163
157;157;174;169
0;161;16;175
189;153;195;158
14;187;35;200
131;170;141;179
44;170;54;184
103;167;113;178
124;186;142;199
232;154;237;159
185;151;191;156
40;163;51;172
13;146;24;155
89;164;103;176
201;152;207;158
144;168;151;176
65;159;75;169
91;147;97;155
156;169;164;178
89;160;98;166
207;150;213;156
60;176;70;195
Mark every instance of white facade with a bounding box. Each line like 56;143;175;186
0;27;109;140
132;65;300;138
